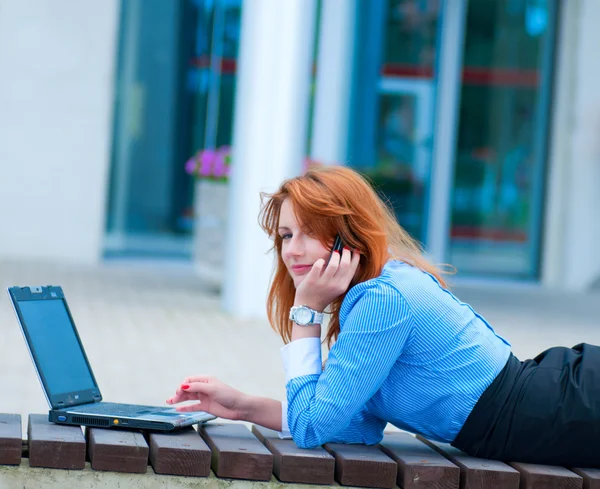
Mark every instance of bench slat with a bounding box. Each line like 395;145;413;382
28;414;86;469
87;428;149;473
252;424;335;485
323;442;397;488
571;468;600;489
417;436;520;489
380;432;460;489
510;462;583;489
0;414;21;465
148;426;211;477
199;423;273;481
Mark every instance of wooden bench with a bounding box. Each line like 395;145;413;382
0;413;597;489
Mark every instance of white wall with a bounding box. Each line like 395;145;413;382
543;0;600;291
0;0;119;264
310;0;357;164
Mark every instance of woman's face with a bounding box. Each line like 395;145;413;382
278;198;331;288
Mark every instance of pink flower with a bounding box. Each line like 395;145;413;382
213;147;230;178
185;157;197;175
199;149;217;177
186;147;314;181
185;146;231;181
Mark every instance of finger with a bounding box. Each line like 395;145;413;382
168;380;213;402
322;252;340;278
350;248;361;272
329;247;351;277
172;378;214;398
340;247;352;265
173;385;191;398
175;402;205;412
338;248;360;284
184;375;213;384
183;381;217;395
167;393;208;408
309;258;326;278
166;391;198;404
166;394;187;404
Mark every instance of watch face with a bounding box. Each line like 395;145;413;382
295;307;313;325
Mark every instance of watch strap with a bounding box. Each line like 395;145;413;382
312;311;324;324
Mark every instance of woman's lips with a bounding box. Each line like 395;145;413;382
291;265;312;274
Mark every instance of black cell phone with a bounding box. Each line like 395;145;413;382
327;235;345;265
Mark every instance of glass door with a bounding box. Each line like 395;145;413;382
447;0;557;278
348;0;556;280
106;0;196;257
105;0;242;258
378;78;435;240
349;0;442;244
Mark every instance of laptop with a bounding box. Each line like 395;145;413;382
8;285;215;431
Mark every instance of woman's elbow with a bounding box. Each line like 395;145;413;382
290;427;326;449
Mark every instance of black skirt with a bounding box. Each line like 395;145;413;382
452;343;600;468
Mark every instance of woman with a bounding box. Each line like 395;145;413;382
167;165;600;467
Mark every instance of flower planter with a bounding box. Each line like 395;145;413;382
193;179;229;289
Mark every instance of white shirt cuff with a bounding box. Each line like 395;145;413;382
278;401;292;439
280;337;322;384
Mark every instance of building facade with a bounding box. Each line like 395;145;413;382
1;0;599;318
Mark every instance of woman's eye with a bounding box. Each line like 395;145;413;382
280;233;292;240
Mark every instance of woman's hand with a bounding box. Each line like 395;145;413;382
166;376;250;421
294;247;360;311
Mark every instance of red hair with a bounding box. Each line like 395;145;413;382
259;165;449;347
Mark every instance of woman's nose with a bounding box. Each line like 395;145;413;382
285;237;303;257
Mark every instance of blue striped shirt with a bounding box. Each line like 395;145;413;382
281;260;511;449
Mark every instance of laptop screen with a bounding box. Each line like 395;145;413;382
17;298;96;397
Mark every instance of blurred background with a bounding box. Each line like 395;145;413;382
1;0;599;292
0;0;599;422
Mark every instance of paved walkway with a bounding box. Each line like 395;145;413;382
0;258;286;432
1;258;599;434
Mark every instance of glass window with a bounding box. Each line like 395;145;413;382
384;0;439;68
449;0;557;278
105;0;242;257
349;0;441;243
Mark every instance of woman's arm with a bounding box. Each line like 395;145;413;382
243;396;283;432
166;376;283;427
167;377;285;431
284;283;413;448
168;381;383;441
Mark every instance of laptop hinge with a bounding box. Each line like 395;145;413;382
52;394;102;410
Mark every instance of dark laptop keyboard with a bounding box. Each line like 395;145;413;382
67;402;165;417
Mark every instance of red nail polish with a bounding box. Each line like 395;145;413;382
181;384;190;390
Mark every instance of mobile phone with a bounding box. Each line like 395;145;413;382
327;235;345;265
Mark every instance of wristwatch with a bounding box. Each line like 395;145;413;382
289;305;324;326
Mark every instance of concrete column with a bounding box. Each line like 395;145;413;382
425;0;467;263
0;0;119;264
310;0;357;165
542;0;600;290
222;0;317;318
